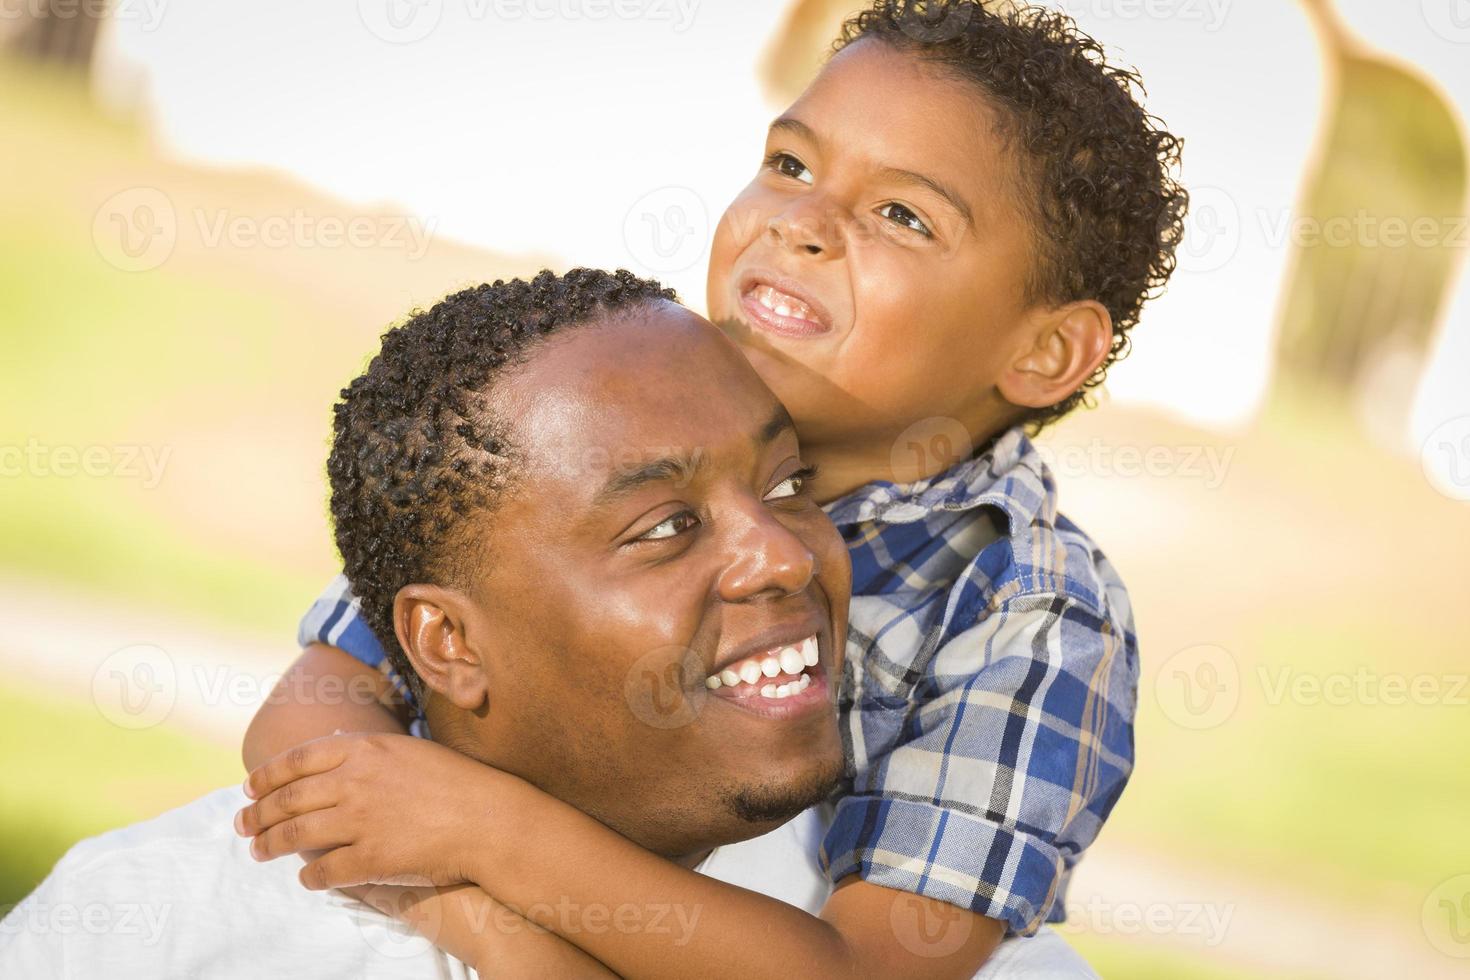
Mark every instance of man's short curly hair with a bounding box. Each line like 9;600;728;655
837;0;1188;429
328;268;677;702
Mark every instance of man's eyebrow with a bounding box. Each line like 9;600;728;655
590;406;794;508
875;165;974;227
758;403;796;447
593;455;703;508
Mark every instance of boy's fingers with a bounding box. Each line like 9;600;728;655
235;774;340;836
248;810;351;862
299;846;370;891
245;735;351;799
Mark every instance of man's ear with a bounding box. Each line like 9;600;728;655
997;299;1113;412
392;584;489;712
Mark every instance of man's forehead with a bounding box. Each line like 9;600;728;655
493;306;786;485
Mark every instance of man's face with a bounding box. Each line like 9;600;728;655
437;302;850;858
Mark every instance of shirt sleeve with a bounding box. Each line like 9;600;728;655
820;591;1137;936
297;575;423;723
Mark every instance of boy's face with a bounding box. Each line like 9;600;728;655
707;38;1039;465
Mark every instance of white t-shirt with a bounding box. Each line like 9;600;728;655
0;788;1094;978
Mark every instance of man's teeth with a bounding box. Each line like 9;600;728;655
753;285;816;321
705;635;819;697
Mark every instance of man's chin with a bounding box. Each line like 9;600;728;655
724;754;844;829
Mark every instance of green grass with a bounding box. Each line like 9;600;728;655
0;684;240;907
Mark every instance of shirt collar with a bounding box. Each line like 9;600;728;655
822;426;1051;533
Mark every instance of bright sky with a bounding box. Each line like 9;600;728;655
96;0;1469;461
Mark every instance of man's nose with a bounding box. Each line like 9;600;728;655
715;508;818;602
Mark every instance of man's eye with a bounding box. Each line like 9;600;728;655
765;466;817;501
636;512;699;542
877;202;932;237
765;152;814;185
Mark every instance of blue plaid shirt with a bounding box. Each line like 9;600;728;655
298;426;1138;935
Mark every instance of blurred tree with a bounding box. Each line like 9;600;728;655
4;0;109;78
758;0;1019;106
1277;0;1467;413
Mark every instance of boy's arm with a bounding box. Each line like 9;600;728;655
345;883;618;978
241;643;411;770
241;734;1003;980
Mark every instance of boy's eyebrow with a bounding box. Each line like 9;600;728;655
590;405;795;507
769;116;974;228
874;166;974;227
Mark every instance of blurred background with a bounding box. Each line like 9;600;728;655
1;0;1467;976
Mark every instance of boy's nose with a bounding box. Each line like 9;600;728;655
766;203;845;259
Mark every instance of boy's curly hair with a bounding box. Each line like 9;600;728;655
838;0;1188;429
328;268;677;702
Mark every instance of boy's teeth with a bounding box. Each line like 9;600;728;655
720;668;741;688
761;657;781;678
755;285;815;321
739;661;762;685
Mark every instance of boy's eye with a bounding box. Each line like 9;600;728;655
765;152;814;186
877;202;932;237
635;511;699;542
765;465;818;502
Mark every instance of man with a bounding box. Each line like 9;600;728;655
1;269;1089;977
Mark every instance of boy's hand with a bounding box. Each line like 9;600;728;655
235;732;503;890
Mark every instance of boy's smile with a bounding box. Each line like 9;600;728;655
707;37;1042;493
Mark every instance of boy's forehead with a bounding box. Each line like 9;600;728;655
787;39;1012;198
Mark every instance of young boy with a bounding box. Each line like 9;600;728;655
240;1;1185;974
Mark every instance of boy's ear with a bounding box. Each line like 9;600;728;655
998;299;1113;412
393;584;490;712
